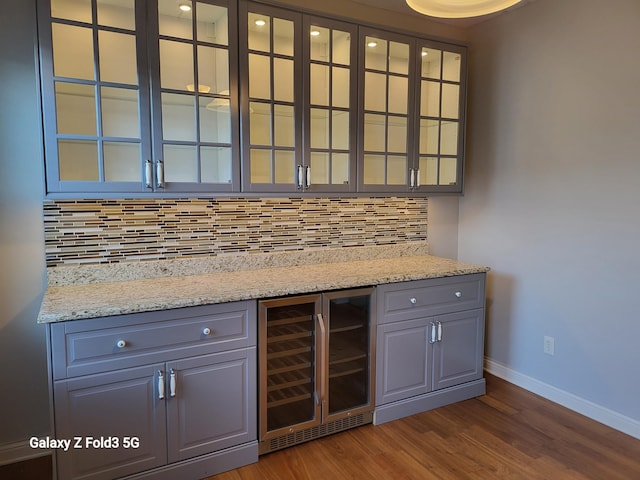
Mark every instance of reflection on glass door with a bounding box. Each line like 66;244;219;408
154;0;236;190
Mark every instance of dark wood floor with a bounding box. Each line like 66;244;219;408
211;374;640;480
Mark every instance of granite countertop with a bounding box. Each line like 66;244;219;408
37;244;489;323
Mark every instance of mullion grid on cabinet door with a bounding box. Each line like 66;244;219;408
245;7;299;191
305;18;356;193
416;41;464;192
360;31;412;192
41;0;148;193
156;0;236;192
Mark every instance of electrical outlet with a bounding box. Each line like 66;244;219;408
543;336;555;356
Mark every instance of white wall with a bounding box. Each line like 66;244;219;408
460;0;640;436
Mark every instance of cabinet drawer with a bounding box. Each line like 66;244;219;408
377;274;485;324
50;301;257;379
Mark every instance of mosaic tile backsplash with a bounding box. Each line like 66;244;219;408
43;197;428;267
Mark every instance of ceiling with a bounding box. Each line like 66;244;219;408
349;0;536;28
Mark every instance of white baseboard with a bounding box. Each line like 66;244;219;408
0;439;51;467
485;358;640;440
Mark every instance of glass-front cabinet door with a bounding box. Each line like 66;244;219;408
150;0;239;192
415;40;466;193
303;17;357;193
239;2;302;193
38;0;238;195
358;28;415;193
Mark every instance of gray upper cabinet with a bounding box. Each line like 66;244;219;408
38;0;466;197
38;0;240;196
358;28;467;194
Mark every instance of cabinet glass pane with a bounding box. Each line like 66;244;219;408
249;54;271;99
387;116;407;153
158;0;192;39
250;149;271;183
441;121;458;155
196;3;228;45
332;30;350;65
160;40;194;91
273;58;294;102
420;156;438;185
443;51;461;82
97;0;135;30
52;24;94;80
421;48;441;79
310;26;329;61
387;156;406;184
103;142;140;181
310;108;329;149
441;83;459;119
332;111;349;150
332;67;349;108
198;46;229;96
364;37;386;70
440;157;457;185
419;119;439;154
332;153;349;184
199;97;230;143
388;76;407;115
161;93;195;141
101;87;139;138
58;140;98;181
363;155;385;184
274;105;294;147
51;0;92;23
248;13;270;52
363;114;385;152
310;152;329;184
55;83;96;135
201;146;232;183
420;81;440;117
388;42;409;75
274;151;294;183
99;31;137;85
273;18;294;56
327;294;370;415
364;72;386;112
310;64;329;106
250;102;271;145
164;144;197;182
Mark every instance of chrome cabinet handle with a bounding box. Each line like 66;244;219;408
437;321;443;342
156;160;165;188
202;327;212;335
306;165;311;188
169;369;176;397
410;168;415;188
429;322;437;344
409;297;417;305
455;291;462;298
415;169;420;188
145;160;153;188
116;339;126;349
158;371;165;400
297;165;304;189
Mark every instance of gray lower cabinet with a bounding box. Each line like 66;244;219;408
374;274;486;424
47;301;258;480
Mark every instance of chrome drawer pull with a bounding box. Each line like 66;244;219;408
116;340;127;349
409;297;417;305
454;291;462;298
202;327;212;336
169;369;177;397
158;371;165;400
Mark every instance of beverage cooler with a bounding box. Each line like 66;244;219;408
258;288;375;454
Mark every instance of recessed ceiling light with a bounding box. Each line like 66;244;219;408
255;19;266;26
367;41;377;48
178;3;191;12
